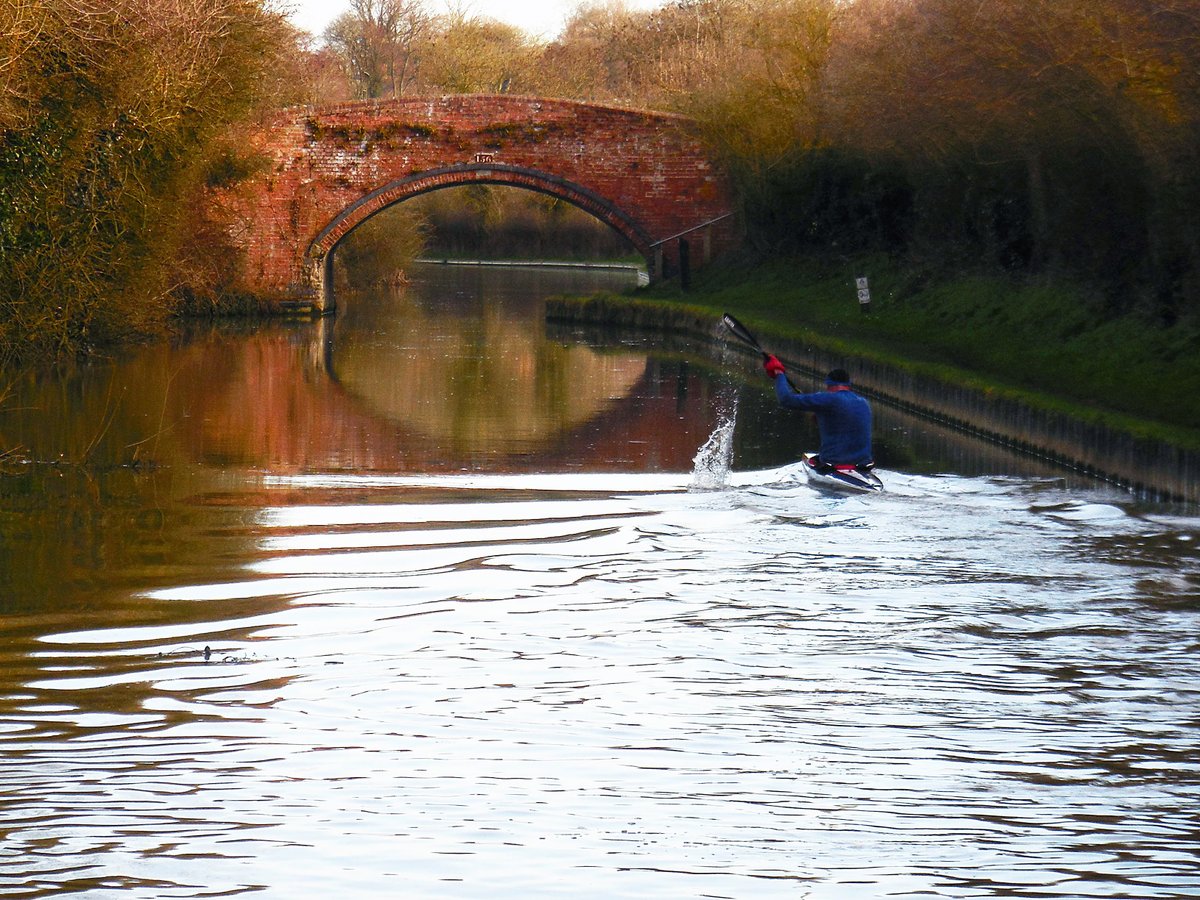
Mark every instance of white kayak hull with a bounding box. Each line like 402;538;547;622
802;454;884;494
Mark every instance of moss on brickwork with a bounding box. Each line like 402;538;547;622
477;122;565;149
306;118;442;150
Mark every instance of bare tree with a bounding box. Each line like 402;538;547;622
324;0;431;98
539;1;652;103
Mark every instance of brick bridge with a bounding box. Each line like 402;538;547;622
215;95;738;311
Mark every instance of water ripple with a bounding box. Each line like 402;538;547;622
3;469;1200;897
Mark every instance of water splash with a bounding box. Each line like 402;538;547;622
689;398;738;491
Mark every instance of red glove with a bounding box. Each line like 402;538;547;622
763;354;786;378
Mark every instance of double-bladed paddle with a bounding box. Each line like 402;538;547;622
721;312;798;391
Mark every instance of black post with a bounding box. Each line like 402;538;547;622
679;239;691;291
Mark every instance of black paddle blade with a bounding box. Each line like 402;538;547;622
723;311;799;391
721;313;764;355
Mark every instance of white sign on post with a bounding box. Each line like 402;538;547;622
856;276;870;304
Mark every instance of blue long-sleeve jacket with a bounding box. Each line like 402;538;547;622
774;375;873;466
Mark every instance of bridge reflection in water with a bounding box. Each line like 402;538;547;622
329;275;647;455
165;264;726;474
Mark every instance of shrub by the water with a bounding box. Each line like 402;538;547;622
0;0;303;366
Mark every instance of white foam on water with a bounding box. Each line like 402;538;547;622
688;398;738;492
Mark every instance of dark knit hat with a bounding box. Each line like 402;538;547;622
825;368;851;385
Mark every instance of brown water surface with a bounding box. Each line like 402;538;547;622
1;264;1198;898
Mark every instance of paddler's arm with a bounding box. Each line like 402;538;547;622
764;356;824;410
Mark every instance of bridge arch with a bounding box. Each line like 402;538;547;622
308;163;656;305
214;95;738;312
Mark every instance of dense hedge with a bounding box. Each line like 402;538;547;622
0;0;300;365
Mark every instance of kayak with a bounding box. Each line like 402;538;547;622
802;454;884;494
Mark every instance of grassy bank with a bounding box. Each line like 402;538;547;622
627;256;1200;451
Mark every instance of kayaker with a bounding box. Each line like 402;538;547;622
762;356;875;471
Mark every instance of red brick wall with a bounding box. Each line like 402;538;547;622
212;95;738;304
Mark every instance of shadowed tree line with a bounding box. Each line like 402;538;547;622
411;187;633;261
335;186;637;290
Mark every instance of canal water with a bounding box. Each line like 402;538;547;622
1;264;1199;898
